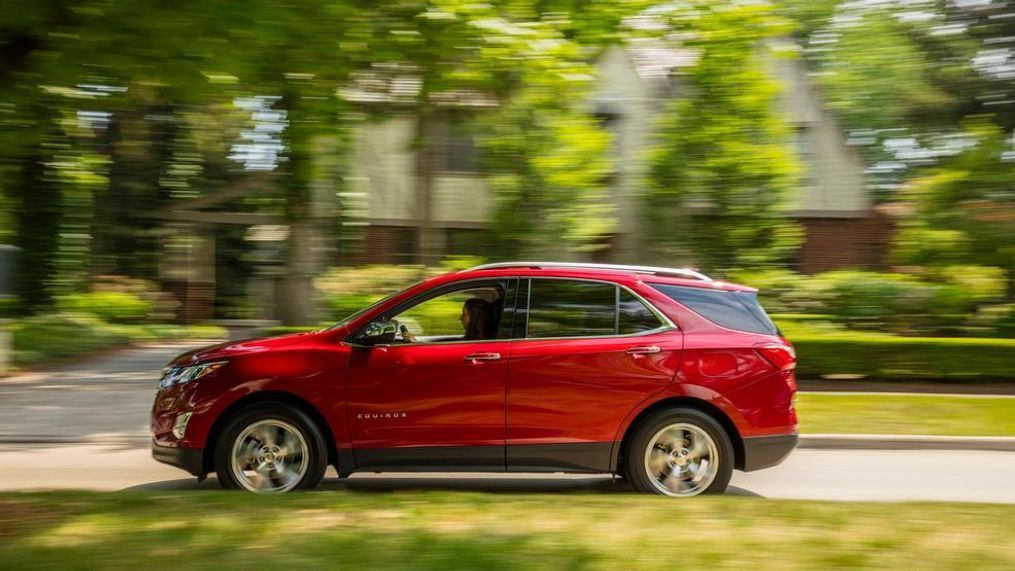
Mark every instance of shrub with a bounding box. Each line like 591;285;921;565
9;312;225;368
732;266;1010;336
11;312;131;366
56;275;180;323
966;304;1015;338
724;269;815;314
314;265;427;298
57;291;153;323
315;264;444;323
791;331;1015;381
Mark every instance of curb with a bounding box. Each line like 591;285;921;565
0;435;150;446
799;434;1015;452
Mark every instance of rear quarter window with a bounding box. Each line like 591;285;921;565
650;284;778;336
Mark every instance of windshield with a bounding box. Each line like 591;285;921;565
326;280;425;330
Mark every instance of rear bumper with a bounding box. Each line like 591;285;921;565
741;433;797;472
152;441;206;477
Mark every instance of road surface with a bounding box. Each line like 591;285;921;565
2;343;1014;503
0;444;1013;503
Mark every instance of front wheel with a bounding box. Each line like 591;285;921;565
214;403;328;493
625;408;734;497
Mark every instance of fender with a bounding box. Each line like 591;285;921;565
608;382;750;473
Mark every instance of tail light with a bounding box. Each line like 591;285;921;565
754;340;796;371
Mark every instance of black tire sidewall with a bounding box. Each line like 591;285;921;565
213;403;328;491
625;408;734;496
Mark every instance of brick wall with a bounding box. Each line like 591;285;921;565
796;213;894;274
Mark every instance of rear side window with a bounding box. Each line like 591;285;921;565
525;280;665;338
527;280;616;338
618;290;663;334
650;284;778;335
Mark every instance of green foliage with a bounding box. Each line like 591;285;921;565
56;292;153;324
646;1;801;271
741;268;1007;336
314;265;427;298
725;268;814;314
791;332;1015;381
57;275;179;322
803;270;972;335
810;9;959;135
893;118;1015;296
966;304;1015;339
471;10;618;257
9;312;224;368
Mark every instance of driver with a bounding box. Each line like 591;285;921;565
403;298;495;343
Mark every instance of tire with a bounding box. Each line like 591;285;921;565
214;402;328;492
625;408;734;497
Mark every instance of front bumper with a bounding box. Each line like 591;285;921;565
741;433;798;471
152;441;206;477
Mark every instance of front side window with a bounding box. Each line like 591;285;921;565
526;279;664;339
359;282;505;345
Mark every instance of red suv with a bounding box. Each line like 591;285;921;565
152;262;797;496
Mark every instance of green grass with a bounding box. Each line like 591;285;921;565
1;491;1013;569
798;393;1015;436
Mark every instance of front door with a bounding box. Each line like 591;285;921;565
346;279;515;470
506;278;683;472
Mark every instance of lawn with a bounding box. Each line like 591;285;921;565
797;393;1015;436
1;491;1013;569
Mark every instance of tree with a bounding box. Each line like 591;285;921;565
894;117;1015;298
360;1;622;260
645;1;801;271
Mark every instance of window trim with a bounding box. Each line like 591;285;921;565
518;277;676;342
344;277;516;347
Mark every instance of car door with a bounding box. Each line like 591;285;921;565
506;278;683;472
345;278;517;470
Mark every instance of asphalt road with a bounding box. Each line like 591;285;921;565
1;343;1014;503
1;444;1013;503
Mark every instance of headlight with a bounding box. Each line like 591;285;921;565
159;361;227;389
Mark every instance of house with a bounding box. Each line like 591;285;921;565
341;44;891;273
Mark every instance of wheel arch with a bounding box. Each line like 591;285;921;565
202;390;341;476
612;396;745;474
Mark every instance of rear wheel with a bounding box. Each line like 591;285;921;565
625;408;733;497
214;403;327;493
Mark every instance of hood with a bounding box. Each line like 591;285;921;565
167;330;320;367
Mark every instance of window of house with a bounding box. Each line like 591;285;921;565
436;117;479;173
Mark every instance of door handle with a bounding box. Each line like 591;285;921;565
626;345;661;355
464;352;501;363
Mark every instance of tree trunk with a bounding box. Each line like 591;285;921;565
13;147;62;313
414;112;444;265
277;84;317;325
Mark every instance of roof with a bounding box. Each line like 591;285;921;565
459;261;756;292
468;261;711;281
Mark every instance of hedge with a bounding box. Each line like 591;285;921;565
792;333;1015;381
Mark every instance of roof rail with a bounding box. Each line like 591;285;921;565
466;261;713;282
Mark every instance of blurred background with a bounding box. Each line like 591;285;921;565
1;0;1014;375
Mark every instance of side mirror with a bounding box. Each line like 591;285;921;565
356;319;398;346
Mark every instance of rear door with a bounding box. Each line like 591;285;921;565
505;278;683;472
